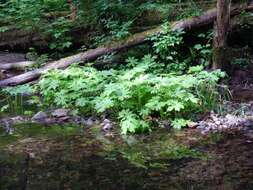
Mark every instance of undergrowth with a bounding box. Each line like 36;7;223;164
0;0;203;51
38;58;225;134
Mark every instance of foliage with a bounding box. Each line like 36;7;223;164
46;17;73;51
38;66;108;113
152;29;187;73
2;84;34;96
151;25;184;63
119;110;150;134
151;26;206;73
0;0;207;50
151;27;214;75
0;84;34;114
171;118;191;129
26;48;49;69
0;0;72;51
105;20;133;39
38;55;225;134
176;1;202;20
189;32;213;66
231;58;250;68
96;57;225;133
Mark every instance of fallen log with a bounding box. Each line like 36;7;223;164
0;61;35;70
0;4;253;87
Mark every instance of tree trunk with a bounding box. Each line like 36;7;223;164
67;0;77;21
212;0;231;70
0;4;253;87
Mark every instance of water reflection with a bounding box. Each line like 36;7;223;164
0;122;253;190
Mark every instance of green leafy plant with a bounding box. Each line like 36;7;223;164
26;48;49;69
0;0;72;52
151;25;184;63
38;66;109;113
46;16;73;51
104;19;133;39
171;118;191;129
119;110;150;135
231;58;250;68
150;25;193;74
189;32;213;67
38;55;225;134
2;84;34;96
0;84;34;114
176;1;202;20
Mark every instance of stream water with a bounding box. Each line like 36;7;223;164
1;95;253;190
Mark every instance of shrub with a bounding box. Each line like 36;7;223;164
38;66;108;113
38;56;225;134
0;84;34;114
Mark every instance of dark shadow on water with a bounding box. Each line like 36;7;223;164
0;121;253;190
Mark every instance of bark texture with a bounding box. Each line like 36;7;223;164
67;0;77;21
0;4;253;87
212;0;231;70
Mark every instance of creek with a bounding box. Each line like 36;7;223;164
0;94;253;190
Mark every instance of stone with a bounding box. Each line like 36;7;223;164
44;118;56;125
160;120;170;128
58;116;70;122
83;118;94;126
102;119;113;131
32;111;47;121
94;119;100;125
103;119;110;124
197;121;206;129
243;120;253;127
103;123;112;131
11;116;26;123
51;109;70;118
0;118;14;134
187;122;198;128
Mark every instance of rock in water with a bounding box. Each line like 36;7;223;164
32;111;47;121
51;109;70;118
